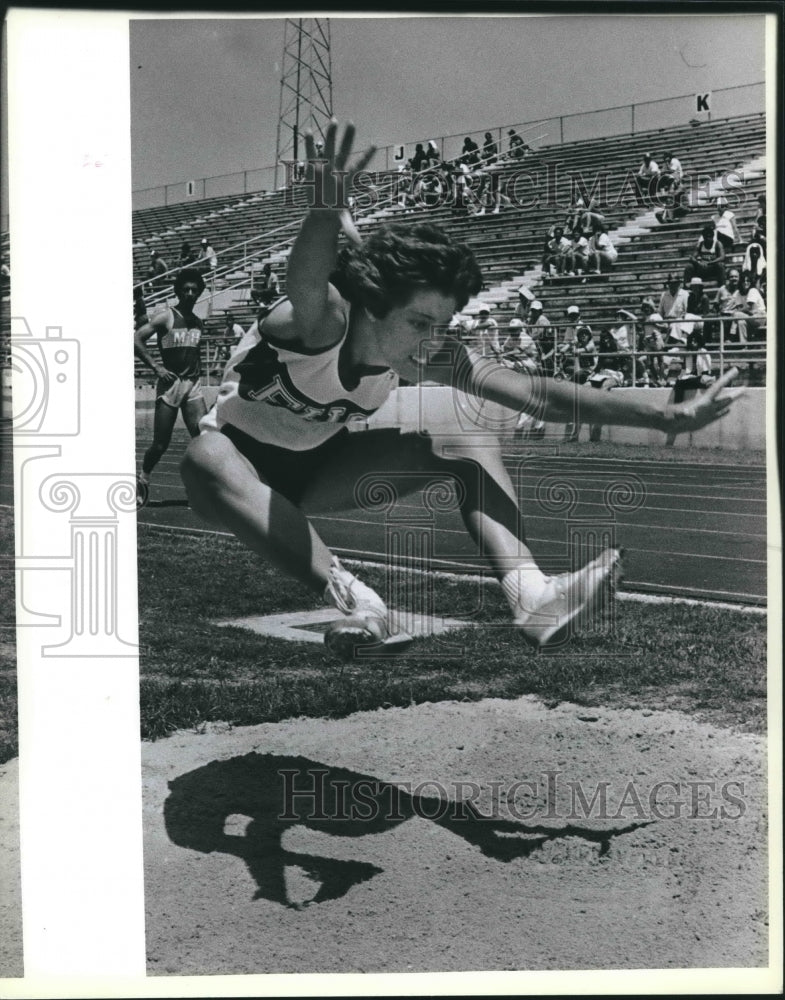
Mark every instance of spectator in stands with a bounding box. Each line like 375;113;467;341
640;298;666;385
611;309;637;353
199;237;218;276
712;196;741;252
0;254;9;297
146;250;169;293
736;272;767;344
683;224;725;287
658;151;682;192
587;224;618;274
686;276;711;318
596;328;627;382
177;240;198;271
742;236;766;287
424;140;441;168
565;227;591;276
507;128;528;159
459;136;480;167
751;193;766;251
224;310;245;346
501;317;538;370
658;274;690;347
526;300;555;375
562;304;582;347
514;286;535;323
635;152;660;198
479;132;502;214
714;268;748;347
410;143;428;172
542;226;571;276
568;325;598;384
251;262;280;308
472;308;501;358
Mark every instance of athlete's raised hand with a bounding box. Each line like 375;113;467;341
304;119;376;213
663;367;745;434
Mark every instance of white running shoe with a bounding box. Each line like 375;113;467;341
513;548;623;649
323;558;412;660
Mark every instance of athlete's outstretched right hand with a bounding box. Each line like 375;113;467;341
304;119;376;213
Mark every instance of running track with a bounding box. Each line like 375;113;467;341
0;432;767;606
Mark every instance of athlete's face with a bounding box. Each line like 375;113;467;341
375;288;458;381
176;281;201;310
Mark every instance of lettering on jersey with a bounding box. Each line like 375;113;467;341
234;339;378;424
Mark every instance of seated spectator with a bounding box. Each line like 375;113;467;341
736;272;767;344
683;224;725;287
611;309;637;352
565;227;591;276
507;128;529;160
223;310;245;347
176;240;198;271
686;276;711;318
424;140;441;168
542;226;571;276
562;304;582;348
514;285;535;323
526;299;551;366
742;238;766;287
751;193;766;251
658;151;683;191
712;196;741;252
595;328;628;382
146;250;169;293
410;143;428;172
471;308;501;358
635;152;660;198
587;224;618;274
501;317;538;371
640;298;666;385
567;325;598;384
251;262;280;307
714;268;747;346
658;274;690;347
459;136;480;167
198;237;218;277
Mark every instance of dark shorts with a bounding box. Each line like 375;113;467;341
220;424;357;505
219;423;475;511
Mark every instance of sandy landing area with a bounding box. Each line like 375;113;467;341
137;696;767;977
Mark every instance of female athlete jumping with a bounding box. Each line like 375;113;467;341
181;121;741;657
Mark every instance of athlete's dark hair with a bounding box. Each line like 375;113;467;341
174;268;206;296
330;222;482;318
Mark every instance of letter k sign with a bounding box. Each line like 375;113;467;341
696;93;711;113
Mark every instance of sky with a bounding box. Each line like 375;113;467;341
129;12;768;198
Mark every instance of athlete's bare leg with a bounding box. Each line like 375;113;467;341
142;399;179;477
182;396;208;438
180;431;335;592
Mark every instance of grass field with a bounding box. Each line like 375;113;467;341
136;525;766;743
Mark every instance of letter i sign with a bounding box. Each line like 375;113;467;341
696;93;711;113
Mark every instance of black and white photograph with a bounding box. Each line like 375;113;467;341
1;7;782;996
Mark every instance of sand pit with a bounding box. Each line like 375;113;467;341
141;696;768;976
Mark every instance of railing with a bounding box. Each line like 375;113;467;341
131;81;764;213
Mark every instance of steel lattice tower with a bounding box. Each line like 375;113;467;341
275;18;334;190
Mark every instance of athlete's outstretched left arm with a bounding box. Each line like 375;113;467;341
428;339;743;435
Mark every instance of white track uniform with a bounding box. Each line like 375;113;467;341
200;312;399;450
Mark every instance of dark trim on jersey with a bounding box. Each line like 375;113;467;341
260;296;346;356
